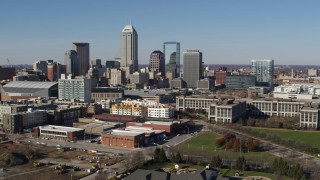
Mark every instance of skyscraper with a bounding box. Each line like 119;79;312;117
183;50;203;88
64;50;79;76
251;59;274;89
72;43;90;76
121;25;138;77
149;50;165;77
163;42;180;78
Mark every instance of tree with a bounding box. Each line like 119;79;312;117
235;156;246;171
211;155;222;168
158;148;167;163
154;147;160;162
173;151;182;163
124;151;145;170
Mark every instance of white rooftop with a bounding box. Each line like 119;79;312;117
39;125;83;132
110;129;144;136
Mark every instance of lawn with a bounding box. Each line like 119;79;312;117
176;132;275;162
254;127;320;148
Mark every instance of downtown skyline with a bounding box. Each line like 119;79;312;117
1;0;320;65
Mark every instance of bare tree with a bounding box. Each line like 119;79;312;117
124;151;145;170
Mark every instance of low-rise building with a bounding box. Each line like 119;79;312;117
101;130;145;148
208;99;246;123
0;104;28;127
3;109;47;133
33;125;84;141
197;78;215;90
300;106;320;129
91;88;124;102
226;75;256;89
148;106;173;119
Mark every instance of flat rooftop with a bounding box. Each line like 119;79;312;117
39;125;84;132
109;129;144;136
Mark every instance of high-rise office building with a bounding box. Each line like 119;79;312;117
91;59;102;68
163;42;180;78
33;60;49;75
121;25;138;77
149;50;165;77
183;50;203;88
106;60;120;69
251;59;274;89
72;43;90;76
64;50;79;76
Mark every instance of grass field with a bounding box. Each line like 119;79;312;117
254;127;320;148
176;132;275;162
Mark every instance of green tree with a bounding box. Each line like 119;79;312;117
174;151;182;163
158;148;167;163
235;156;246;171
211;155;222;168
154;147;160;162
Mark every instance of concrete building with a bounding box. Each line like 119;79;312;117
148;107;173;119
58;75;92;103
1;81;58;101
126;121;179;134
208;99;246;123
47;105;86;126
170;78;187;89
33;125;84;141
130;72;149;85
64;50;79;76
101;130;145;148
121;25;138;77
308;69;318;77
0;66;15;81
111;103;148;117
226;75;256;89
33;60;49;75
300;106;320;129
149;50;165;77
251;59;274;89
197;78;215;90
72;43;90;76
109;68;126;86
163;42;180;78
91;88;124;102
3;109;47;133
183;50;202;88
0;104;28;127
176;96;215;112
91;59;102;68
249;99;304;117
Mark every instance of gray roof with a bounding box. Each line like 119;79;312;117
3;81;57;89
2;81;57;95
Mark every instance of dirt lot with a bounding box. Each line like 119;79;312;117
0;142;123;180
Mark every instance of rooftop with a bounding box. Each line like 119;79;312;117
109;129;144;137
38;125;84;132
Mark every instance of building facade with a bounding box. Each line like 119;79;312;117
106;60;120;69
121;25;138;76
163;42;180;78
226;75;256;89
58;76;92;103
149;50;165;77
183;50;202;88
64;50;79;76
251;59;274;89
208;100;246;123
148;107;173;119
91;88;124;102
72;43;90;76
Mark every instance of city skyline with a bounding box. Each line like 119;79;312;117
1;0;320;65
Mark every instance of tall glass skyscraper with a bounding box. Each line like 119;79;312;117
251;59;274;89
163;42;180;78
64;50;78;76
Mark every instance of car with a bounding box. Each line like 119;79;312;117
27;140;32;143
166;145;171;148
40;142;46;145
36;142;41;144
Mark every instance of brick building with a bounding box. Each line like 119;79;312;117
33;125;84;141
101;130;144;148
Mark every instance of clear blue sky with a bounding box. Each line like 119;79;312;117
1;0;320;65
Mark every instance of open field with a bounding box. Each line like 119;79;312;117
176;132;275;163
253;127;320;148
175;132;275;162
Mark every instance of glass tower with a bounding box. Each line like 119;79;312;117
251;59;274;89
163;42;180;78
